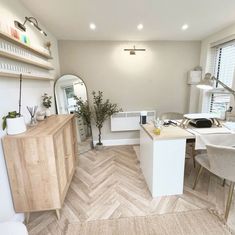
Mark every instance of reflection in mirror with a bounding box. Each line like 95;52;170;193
55;74;93;154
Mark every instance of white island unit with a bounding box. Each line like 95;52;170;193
140;123;193;197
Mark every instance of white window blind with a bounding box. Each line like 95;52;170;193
209;42;235;114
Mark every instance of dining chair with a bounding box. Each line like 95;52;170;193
193;144;235;221
160;112;196;167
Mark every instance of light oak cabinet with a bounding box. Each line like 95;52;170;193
2;115;77;219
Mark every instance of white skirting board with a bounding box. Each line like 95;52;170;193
9;213;24;222
93;138;140;146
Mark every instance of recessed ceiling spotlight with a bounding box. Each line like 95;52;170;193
137;24;143;30
89;23;96;30
181;24;189;31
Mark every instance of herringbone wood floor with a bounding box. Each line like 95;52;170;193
27;145;235;234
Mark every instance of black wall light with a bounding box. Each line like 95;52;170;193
124;45;146;55
14;17;47;36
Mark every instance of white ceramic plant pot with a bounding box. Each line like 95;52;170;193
95;143;104;150
6;116;26;135
45;108;51;117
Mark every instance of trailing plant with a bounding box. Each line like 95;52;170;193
42;93;52;108
2;74;23;131
2;111;20;130
92;91;122;145
74;95;92;130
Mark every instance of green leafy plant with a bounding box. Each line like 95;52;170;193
2;111;20;130
92;91;122;146
42;93;52;108
74;96;92;134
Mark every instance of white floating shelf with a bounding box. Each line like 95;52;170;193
0;50;54;70
0;71;54;81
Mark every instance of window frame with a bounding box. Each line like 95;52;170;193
204;41;235;116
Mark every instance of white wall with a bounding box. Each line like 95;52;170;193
199;23;235;112
0;0;60;221
58;41;201;142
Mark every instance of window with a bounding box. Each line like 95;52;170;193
63;85;76;113
209;42;235;115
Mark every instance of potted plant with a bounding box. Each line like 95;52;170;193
74;96;92;137
42;93;52;117
92;91;122;149
2;74;26;135
2;111;26;135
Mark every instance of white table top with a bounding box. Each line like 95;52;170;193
183;113;220;119
141;123;194;141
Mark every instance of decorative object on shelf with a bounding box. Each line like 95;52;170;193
27;106;38;126
124;45;146;55
36;111;45;121
45;41;52;55
92;91;122;149
74;95;92;137
42;93;52;117
10;27;20;40
14;16;47;36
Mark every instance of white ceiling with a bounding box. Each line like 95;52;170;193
20;0;235;41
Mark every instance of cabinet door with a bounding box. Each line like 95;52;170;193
54;130;67;196
63;121;76;179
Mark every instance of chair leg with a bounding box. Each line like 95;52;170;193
191;143;196;168
222;179;226;187
225;182;235;221
193;165;203;190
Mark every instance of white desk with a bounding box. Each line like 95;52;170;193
140;123;193;197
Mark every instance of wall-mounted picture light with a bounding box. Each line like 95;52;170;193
14;17;47;36
124;45;146;55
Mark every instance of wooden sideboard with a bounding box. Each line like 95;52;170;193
2;114;77;220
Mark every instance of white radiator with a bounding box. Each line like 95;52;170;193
111;111;155;131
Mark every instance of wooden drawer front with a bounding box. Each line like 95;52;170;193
54;130;67;197
63;121;75;178
3;137;60;212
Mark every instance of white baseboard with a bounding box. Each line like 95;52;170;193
10;213;24;222
93;138;139;146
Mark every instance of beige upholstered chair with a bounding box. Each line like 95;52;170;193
160;112;196;167
193;144;235;221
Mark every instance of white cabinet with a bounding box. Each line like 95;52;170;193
139;124;191;197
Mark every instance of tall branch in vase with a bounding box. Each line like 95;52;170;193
74;96;92;136
92;91;122;146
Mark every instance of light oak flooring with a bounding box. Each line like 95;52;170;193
67;209;231;235
27;145;235;234
77;137;93;154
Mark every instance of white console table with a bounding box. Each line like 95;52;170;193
140;124;194;197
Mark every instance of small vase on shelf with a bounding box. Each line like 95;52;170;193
45;108;51;117
27;106;38;127
42;93;52;118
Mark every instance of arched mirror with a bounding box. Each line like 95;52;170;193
54;74;93;154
